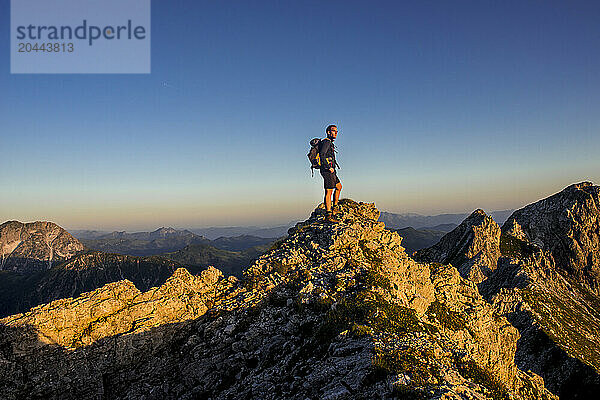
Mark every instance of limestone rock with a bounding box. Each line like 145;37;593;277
480;182;600;398
0;221;84;273
414;209;501;283
0;199;555;399
1;267;232;348
502;181;600;293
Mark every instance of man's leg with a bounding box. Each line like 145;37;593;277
324;188;339;223
333;182;342;207
324;188;334;212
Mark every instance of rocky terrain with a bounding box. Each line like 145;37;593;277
0;199;557;399
0;221;84;273
0;251;198;318
415;182;600;398
413;209;501;283
501;182;600;294
0;228;272;318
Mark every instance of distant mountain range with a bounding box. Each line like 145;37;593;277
393;227;447;255
69;209;511;244
77;227;210;257
379;209;514;230
190;225;294;239
0;223;278;318
162;242;273;278
74;227;277;257
72;224;296;241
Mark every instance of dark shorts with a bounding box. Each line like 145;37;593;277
320;169;341;189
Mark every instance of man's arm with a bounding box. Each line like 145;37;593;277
319;139;334;171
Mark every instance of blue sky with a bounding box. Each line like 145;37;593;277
1;0;599;230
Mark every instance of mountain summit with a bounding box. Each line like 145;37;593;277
414;182;600;398
502;181;600;293
0;199;554;399
413;209;501;283
0;220;84;273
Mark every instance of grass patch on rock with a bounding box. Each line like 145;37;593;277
456;358;510;400
499;233;533;258
426;300;467;331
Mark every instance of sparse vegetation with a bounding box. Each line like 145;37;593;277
271;260;289;275
362;268;392;291
499;233;533;258
456;358;510;400
314;283;433;343
372;346;438;388
522;282;600;370
426;300;467;331
268;237;286;252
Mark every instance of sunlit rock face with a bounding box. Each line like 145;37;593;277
417;182;600;398
413;209;501;283
502;182;600;293
0;221;84;273
0;200;558;399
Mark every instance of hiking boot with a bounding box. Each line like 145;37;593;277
325;212;340;223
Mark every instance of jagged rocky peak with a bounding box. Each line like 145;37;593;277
476;182;600;398
0;220;84;273
0;200;554;399
0;266;233;348
501;181;600;292
413;208;501;283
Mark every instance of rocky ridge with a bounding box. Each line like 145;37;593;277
0;221;84;273
0;200;553;399
0;251;202;318
414;182;600;398
501;182;600;294
413;209;501;283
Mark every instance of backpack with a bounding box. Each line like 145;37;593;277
307;138;322;175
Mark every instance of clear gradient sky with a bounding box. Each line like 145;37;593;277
1;0;599;231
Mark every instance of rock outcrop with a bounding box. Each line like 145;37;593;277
501;182;600;293
0;251;203;318
413;209;501;283
1;267;234;348
416;183;600;398
0;221;84;273
0;200;554;399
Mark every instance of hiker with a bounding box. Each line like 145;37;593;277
319;124;342;223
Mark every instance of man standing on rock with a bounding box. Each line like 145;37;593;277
320;124;342;223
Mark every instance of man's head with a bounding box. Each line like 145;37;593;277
326;124;338;140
